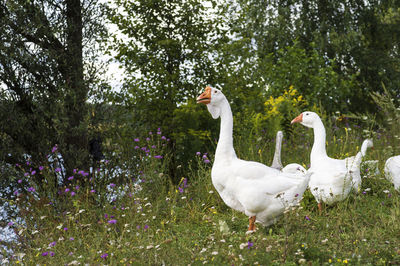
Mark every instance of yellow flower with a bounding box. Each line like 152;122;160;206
343;259;348;264
329;259;332;263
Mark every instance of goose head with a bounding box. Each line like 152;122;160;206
197;86;226;119
291;111;320;128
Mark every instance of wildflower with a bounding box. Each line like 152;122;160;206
154;155;163;159
202;154;208;159
17;179;22;184
134;146;140;149
161;136;166;140
110;183;116;188
144;225;149;230
49;241;56;247
42;252;49;256
383;190;390;193
247;241;254;249
52;145;58;153
39;166;44;171
204;159;210;164
101;253;108;259
28;187;35;192
75;185;80;190
305;216;310;221
149;131;152;135
70;191;76;196
196;152;201;156
65;188;70;193
7;222;13;226
68;176;74;181
50;252;55;257
24;172;29;177
90;189;96;193
134;138;140;142
69;237;74;241
151;145;156;149
31;170;36;175
146;137;150;141
63;227;68;231
108;219;117;224
55;167;61;172
178;187;184;193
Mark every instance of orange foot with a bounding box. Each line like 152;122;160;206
248;216;256;231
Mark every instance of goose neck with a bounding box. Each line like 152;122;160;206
215;99;236;160
310;119;328;163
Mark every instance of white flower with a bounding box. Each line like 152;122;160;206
211;251;218;255
383;190;390;193
239;243;247;249
146;245;154;250
200;248;207;253
209;190;214;194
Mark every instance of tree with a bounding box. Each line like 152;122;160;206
106;0;223;181
0;0;107;187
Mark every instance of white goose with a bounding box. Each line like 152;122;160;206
197;86;311;231
271;131;308;174
384;155;400;191
291;111;373;211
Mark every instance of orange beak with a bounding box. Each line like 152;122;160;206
291;113;303;124
196;86;211;104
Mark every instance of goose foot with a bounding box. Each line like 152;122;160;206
248;216;256;232
318;202;322;214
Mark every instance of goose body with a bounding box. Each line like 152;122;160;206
291;112;372;207
197;86;310;229
384;155;400;191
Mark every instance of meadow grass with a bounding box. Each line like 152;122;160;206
3;126;400;265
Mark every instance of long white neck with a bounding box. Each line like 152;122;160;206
215;99;237;161
310;118;328;164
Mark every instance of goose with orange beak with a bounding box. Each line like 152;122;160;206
291;111;373;212
197;86;311;232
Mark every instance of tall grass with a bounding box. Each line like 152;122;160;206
2;118;400;265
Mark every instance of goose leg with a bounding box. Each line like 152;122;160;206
248;216;256;231
318;202;322;214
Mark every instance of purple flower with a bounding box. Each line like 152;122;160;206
161;136;166;140
28;187;35;192
82;172;89;176
75;185;80;190
65;188;70;193
134;138;140;142
90;189;96;193
110;183;116;188
196;152;201;156
136;225;141;230
39;166;44;171
157;131;161;135
204;159;210;164
157;127;161;132
134;146;140;149
7;222;13;226
149;131;153;135
13;190;18;196
70;191;76;196
144;224;149;230
50;251;55;257
108;219;117;224
55;167;61;172
362;191;366;195
146;137;150;141
78;170;84;175
24;172;29;177
69;237;74;241
202;154;208;159
31;170;36;175
247;241;254;249
101;253;108;259
141;147;147;151
63;227;68;231
151;145;157;149
49;241;56;247
42;252;49;256
52;145;58;153
305;216;310;221
178;187;184;193
154;155;163;159
17;179;22;184
68;176;74;181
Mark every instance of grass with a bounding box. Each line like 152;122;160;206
3;126;400;265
